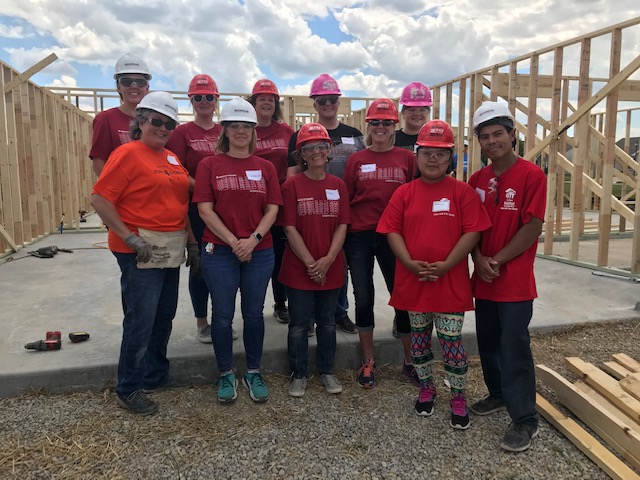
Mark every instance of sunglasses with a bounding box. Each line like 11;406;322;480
301;142;330;154
192;94;216;102
368;120;395;127
118;77;148;88
147;117;177;130
314;96;339;106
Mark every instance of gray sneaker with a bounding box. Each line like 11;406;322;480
288;377;307;397
117;390;158;416
197;324;212;343
501;422;539;452
470;395;506;416
320;374;343;394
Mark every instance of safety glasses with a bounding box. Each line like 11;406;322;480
301;142;330;154
314;96;339;106
118;77;148;88
192;94;216;102
147;117;177;131
227;122;254;131
368;120;395;127
418;149;450;162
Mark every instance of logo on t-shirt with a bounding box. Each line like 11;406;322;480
297;197;339;218
501;187;518;211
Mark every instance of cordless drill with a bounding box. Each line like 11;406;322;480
24;331;62;351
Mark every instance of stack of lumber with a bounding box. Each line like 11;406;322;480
536;353;640;480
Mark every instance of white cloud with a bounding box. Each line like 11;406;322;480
0;24;27;38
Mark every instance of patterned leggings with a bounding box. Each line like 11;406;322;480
409;311;467;396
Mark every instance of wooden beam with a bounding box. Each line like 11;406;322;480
621;374;640;402
536;393;640;479
565;357;640;425
613;354;640;373
2;53;57;94
0;223;18;252
603;361;633;380
536;365;640;471
574;381;640;437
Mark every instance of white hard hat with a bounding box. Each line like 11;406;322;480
136;91;179;122
114;52;152;79
220;97;257;124
473;101;514;135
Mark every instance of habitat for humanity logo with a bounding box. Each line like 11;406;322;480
502;187;518;211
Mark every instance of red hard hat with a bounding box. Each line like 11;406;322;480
417;120;455;148
296;123;332;150
188;74;220;97
366;98;399;123
252;79;280;100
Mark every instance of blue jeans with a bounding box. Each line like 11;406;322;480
113;252;179;397
200;245;274;372
287;287;339;378
270;225;287;306
188;203;209;318
475;299;539;427
335;274;349;320
344;230;406;330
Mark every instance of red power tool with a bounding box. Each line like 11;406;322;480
24;331;62;351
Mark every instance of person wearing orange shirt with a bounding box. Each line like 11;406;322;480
91;92;196;416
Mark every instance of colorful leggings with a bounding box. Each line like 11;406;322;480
409;311;467;396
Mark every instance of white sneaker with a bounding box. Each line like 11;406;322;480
320;374;343;394
288;377;307;397
197;325;212;343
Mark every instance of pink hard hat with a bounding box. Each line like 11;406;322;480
309;74;342;97
400;81;433;107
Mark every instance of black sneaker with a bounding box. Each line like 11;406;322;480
415;385;436;416
336;314;356;334
142;377;184;393
501;422;539;452
470;395;506;416
273;303;289;323
117;390;158;416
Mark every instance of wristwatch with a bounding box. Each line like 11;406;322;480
251;232;263;243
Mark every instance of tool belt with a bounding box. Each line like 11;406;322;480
137;228;187;269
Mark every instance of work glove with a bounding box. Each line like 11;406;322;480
124;233;153;263
186;242;200;276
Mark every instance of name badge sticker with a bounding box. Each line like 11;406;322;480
246;170;262;181
341;137;355;145
361;164;376;173
167;155;180;166
325;189;340;200
432;198;451;213
475;187;486;203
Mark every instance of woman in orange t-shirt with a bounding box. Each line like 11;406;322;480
92;92;195;417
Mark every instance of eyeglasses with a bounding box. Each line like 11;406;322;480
314;96;339;106
301;142;330;154
118;77;148;88
192;94;216;102
368;120;395;127
147;117;177;130
418;150;450;162
227;122;254;131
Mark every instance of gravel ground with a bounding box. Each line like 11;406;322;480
1;319;638;479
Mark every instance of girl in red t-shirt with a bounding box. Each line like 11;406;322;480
377;120;490;430
278;123;350;397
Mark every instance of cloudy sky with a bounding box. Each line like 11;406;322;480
0;0;639;103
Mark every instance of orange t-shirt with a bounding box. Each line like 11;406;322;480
92;140;191;253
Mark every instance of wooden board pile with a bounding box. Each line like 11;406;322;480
536;353;640;480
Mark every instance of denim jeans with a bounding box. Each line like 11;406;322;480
270;225;287;306
113;252;179;397
188;203;209;318
287;286;339;378
475;299;539;426
344;230;407;330
200;245;274;372
335;273;349;320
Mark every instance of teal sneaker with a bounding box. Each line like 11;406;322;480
243;371;269;403
216;372;238;403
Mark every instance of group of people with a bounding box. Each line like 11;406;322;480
90;52;546;453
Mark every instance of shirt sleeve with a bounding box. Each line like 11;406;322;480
89;111;114;160
278;179;296;227
165;126;188;167
265;161;284;206
192;157;215;203
337;180;351;225
521;167;547;224
459;182;492;233
342;155;358;202
91;148;129;203
376;186;406;234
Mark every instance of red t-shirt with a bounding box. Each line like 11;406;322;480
92;141;190;253
277;174;350;290
89;107;133;162
377;176;491;312
165;122;221;178
255;122;295;185
468;158;547;302
343;147;416;232
192;153;283;250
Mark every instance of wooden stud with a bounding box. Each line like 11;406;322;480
621;374;640;403
574;381;640;436
603;361;633;380
613;354;640;373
